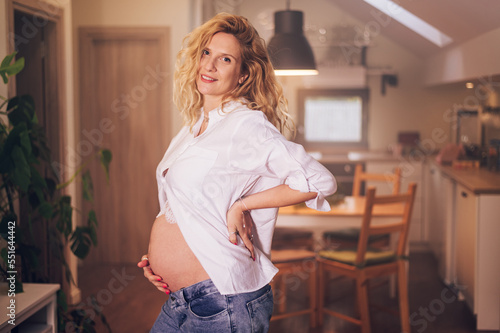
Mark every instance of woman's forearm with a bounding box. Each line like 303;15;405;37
240;184;317;211
226;185;317;256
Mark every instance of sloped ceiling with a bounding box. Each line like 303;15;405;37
330;0;500;58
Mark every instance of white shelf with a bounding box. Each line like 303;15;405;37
0;283;60;333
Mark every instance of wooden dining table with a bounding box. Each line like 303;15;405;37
276;196;406;250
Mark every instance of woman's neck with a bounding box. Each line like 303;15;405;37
203;102;219;114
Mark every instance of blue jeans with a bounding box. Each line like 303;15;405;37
150;279;274;333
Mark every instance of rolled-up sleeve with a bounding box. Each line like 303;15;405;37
229;112;337;211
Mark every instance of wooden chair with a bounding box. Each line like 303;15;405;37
352;163;402;197
270;249;318;328
270;228;316;327
272;227;314;251
322;164;402;250
317;183;417;333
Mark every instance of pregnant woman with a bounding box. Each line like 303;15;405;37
138;13;336;332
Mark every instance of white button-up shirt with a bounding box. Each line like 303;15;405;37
156;100;336;294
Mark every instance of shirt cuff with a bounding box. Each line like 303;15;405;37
285;171;333;212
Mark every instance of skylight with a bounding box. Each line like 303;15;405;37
363;0;453;47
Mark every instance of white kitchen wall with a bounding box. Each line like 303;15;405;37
425;27;500;86
239;0;476;152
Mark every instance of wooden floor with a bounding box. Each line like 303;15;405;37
78;252;489;333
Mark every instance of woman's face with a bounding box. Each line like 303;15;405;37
197;32;247;109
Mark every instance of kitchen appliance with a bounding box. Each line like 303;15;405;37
454;108;480;146
320;161;360;196
452;107;483;160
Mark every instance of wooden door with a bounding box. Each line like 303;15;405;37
79;27;170;263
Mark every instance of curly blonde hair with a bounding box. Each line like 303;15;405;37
174;12;294;135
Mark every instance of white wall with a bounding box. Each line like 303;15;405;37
425;27;500;86
239;0;472;152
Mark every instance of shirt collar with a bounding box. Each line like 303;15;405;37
197;99;245;126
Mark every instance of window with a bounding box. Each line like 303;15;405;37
296;89;369;153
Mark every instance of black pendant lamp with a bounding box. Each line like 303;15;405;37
267;2;318;76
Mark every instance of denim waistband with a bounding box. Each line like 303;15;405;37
169;279;219;307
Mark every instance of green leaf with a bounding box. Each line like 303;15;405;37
28;189;42;210
2;122;28;158
55;195;72;237
19;129;32;156
16;242;40;270
11;145;31;191
30;167;48;190
0;152;14;173
45;177;57;197
0;52;16;68
0;247;7;266
38;201;53;219
57;290;69;312
0;52;24;83
99;149;112;182
70;227;92;259
0;213;17;240
14;277;23;293
7;95;36;127
87;210;98;246
82;170;94;202
88;210;97;227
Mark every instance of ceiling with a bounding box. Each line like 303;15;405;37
329;0;500;58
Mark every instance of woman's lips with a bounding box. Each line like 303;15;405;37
201;74;216;82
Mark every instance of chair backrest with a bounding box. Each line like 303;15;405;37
354;183;417;265
352;164;402;197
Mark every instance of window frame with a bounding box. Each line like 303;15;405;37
296;88;369;153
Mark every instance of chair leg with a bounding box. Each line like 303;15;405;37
356;277;371;333
278;274;287;313
317;262;325;326
309;261;318;328
398;261;411;333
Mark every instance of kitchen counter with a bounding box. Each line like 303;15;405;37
429;159;500;194
312;150;401;164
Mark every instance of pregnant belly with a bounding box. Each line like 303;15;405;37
148;215;209;292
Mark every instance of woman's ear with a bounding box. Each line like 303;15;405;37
239;73;249;85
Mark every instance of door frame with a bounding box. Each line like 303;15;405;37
6;0;73;298
7;0;67;168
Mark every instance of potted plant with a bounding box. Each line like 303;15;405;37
0;52;112;332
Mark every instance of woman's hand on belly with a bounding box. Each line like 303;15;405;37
137;256;171;294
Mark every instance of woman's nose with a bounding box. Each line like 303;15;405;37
203;57;216;71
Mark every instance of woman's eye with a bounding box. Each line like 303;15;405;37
202;49;209;56
221;57;231;63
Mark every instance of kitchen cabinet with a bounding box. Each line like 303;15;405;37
454;184;476;309
424;160;500;330
366;160;423;243
424;162;455;284
454;185;500;330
